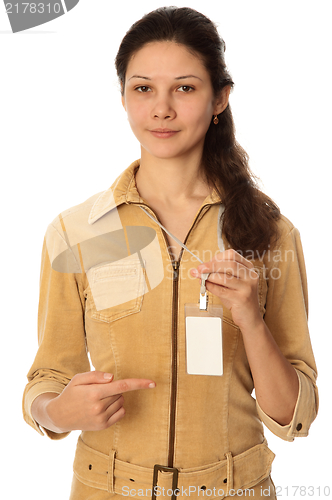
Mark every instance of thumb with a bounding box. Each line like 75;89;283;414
72;370;114;386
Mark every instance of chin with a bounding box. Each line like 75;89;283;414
144;150;188;161
142;142;199;161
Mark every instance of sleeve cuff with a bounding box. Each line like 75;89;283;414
256;369;318;442
22;380;71;440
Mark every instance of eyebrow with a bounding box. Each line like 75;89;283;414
175;75;202;81
128;74;202;82
128;75;151;81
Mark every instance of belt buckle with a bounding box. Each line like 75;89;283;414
152;464;179;500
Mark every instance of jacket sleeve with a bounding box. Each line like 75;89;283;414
257;221;318;442
22;222;90;440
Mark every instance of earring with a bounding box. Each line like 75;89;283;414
213;115;219;125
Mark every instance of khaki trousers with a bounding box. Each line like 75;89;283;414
70;474;276;500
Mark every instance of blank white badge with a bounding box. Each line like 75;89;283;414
186;316;223;376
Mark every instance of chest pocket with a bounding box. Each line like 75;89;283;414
85;254;146;323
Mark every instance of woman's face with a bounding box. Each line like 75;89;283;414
122;41;228;163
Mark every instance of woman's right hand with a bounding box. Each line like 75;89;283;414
31;371;156;433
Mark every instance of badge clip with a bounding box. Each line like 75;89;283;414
199;272;210;310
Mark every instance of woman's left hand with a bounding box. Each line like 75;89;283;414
190;249;263;331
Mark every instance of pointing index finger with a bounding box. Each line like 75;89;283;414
110;378;156;395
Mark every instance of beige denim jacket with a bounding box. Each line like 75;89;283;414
23;160;318;499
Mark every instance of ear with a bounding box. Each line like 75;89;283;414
121;81;126;111
214;85;231;116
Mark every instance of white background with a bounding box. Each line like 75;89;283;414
1;1;331;498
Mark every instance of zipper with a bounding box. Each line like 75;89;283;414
165;206;212;468
135;202;213;467
168;258;180;467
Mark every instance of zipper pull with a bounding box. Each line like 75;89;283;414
172;260;179;280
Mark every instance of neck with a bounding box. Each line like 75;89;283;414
135;150;212;208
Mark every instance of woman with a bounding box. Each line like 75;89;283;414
23;7;318;500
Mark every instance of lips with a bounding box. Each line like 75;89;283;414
149;128;180;138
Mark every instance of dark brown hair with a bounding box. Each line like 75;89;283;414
115;6;280;255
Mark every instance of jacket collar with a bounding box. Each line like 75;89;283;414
88;159;222;225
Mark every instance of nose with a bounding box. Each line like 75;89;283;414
151;92;176;121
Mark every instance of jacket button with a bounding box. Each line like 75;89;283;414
296;423;302;431
223;478;227;484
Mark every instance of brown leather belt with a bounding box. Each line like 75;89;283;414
73;436;275;499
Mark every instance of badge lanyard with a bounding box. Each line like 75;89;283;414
139;205;223;376
139;206;211;309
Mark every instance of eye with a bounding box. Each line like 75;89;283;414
135;86;151;93
178;85;194;93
